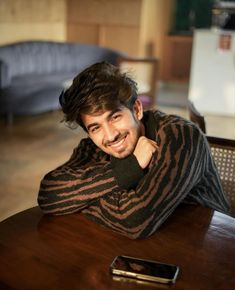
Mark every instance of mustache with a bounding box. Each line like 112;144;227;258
104;132;127;146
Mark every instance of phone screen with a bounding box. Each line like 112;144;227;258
110;255;179;284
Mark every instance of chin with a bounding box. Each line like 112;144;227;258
110;149;133;159
112;153;128;159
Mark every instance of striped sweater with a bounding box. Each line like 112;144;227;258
38;110;230;239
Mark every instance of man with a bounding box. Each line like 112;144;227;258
38;61;230;239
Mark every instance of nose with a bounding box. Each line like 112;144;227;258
103;123;118;142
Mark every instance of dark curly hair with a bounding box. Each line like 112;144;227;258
59;61;138;130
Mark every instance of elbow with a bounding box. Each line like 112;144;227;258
37;193;54;215
123;228;154;240
37;175;65;215
37;189;83;216
37;186;62;216
119;219;159;240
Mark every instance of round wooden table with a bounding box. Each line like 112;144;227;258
0;205;234;289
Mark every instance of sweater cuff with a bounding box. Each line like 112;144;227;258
110;154;144;190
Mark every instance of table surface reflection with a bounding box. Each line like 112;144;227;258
0;205;234;290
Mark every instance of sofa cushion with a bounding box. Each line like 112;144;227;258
0;60;10;88
0;71;77;114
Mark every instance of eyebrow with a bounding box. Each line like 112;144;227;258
86;108;122;132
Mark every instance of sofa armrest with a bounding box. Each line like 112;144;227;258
0;60;10;88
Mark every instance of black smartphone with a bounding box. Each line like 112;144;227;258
110;255;179;284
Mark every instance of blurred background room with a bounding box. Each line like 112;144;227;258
0;0;235;221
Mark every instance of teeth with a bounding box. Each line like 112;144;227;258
109;138;125;148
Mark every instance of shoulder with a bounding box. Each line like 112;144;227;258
145;109;202;133
146;110;206;146
151;110;194;127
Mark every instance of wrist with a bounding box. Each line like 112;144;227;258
110;154;144;190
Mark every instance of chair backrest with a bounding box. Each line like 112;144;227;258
188;101;235;215
207;136;235;216
188;100;206;133
118;56;159;110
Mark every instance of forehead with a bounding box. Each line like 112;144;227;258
81;107;128;126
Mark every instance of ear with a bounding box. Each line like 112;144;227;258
133;99;143;121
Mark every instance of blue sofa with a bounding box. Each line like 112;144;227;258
0;41;124;124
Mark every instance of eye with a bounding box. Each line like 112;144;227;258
89;125;100;134
111;113;122;121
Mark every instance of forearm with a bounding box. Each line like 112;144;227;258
38;162;119;215
38;138;120;215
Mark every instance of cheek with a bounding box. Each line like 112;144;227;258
89;134;103;148
128;119;141;134
121;116;138;130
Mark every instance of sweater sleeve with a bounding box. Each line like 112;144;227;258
37;138;119;215
85;122;229;239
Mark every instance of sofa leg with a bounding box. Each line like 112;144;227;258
5;113;14;126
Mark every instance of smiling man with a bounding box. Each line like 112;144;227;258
38;62;230;239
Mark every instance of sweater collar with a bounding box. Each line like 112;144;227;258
142;111;156;141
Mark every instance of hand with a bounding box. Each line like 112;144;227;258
133;136;158;169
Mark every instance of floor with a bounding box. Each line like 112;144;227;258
0;84;235;221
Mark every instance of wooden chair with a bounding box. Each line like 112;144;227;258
207;136;235;216
118;56;159;110
188;101;235;215
188;100;206;133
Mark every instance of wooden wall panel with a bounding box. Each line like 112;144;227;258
66;0;142;55
0;24;66;44
67;24;99;44
0;0;66;45
139;0;176;75
67;0;141;26
161;35;193;82
102;26;140;55
0;0;65;22
67;23;139;55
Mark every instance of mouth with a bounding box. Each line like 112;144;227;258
109;137;126;148
106;133;128;151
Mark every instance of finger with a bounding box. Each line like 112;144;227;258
150;141;158;149
149;139;158;146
